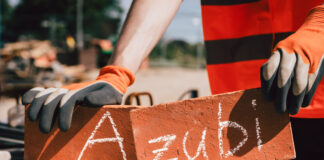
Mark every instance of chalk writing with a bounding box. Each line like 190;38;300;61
78;111;127;160
183;128;208;160
218;102;248;158
148;134;177;160
144;100;269;159
252;99;262;151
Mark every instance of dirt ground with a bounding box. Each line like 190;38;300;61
125;67;211;106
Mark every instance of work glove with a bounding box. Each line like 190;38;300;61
261;5;324;115
22;66;135;133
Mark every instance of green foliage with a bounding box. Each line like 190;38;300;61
166;40;194;60
1;0;14;42
1;0;12;23
3;0;122;41
149;42;163;59
149;40;206;68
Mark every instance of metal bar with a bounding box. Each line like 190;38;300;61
0;125;24;140
125;92;154;106
0;137;24;145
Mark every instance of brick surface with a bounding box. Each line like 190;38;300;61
130;88;295;160
25;105;140;160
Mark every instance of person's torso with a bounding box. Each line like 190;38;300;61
200;0;324;118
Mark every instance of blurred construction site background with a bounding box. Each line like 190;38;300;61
0;0;209;159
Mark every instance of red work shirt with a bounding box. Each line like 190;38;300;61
201;0;324;118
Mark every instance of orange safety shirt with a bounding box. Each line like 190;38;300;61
201;0;324;118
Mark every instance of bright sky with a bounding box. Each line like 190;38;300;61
120;0;204;43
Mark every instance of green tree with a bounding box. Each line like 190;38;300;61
1;0;15;43
4;0;122;42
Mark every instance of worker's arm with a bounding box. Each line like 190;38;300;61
22;0;183;133
261;4;324;115
109;0;183;73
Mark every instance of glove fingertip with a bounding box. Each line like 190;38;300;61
289;109;299;115
22;92;38;105
260;66;277;102
59;121;70;132
287;98;301;115
302;84;318;107
39;123;52;133
39;103;60;134
28;109;38;121
58;110;72;132
275;88;289;114
301;97;312;107
274;105;286;114
59;102;75;132
301;56;324;107
22;88;45;105
58;109;71;132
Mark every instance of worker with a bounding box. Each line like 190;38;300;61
22;0;324;159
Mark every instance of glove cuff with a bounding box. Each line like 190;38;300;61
97;65;135;94
300;5;324;31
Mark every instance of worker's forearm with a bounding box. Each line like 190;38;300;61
109;0;182;73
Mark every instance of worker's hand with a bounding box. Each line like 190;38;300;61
261;5;324;115
22;66;134;133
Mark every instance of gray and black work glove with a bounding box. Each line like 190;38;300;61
22;66;135;133
261;5;324;115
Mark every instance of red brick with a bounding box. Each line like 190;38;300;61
25;105;140;160
130;88;295;160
